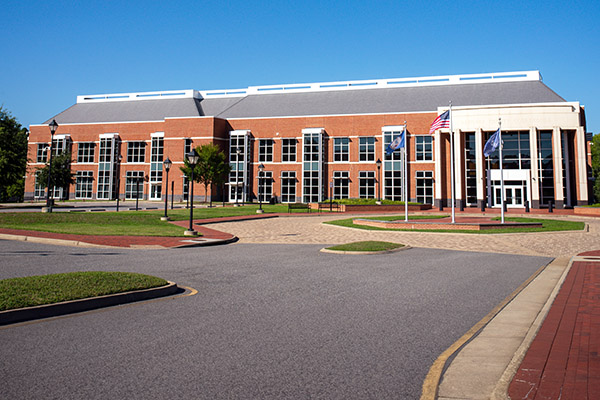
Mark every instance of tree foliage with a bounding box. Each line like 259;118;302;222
592;133;600;204
36;152;76;191
0;107;28;202
180;144;231;206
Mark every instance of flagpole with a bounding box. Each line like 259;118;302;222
449;102;455;223
404;122;408;222
499;118;505;224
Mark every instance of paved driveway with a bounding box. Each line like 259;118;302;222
0;240;551;399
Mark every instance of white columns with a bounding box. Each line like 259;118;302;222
576;126;589;204
475;128;485;207
454;130;463;206
434;131;443;208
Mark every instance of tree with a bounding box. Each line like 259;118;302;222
0;107;28;202
592;133;600;204
36;152;76;196
180;144;231;206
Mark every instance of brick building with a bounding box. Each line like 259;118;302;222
25;70;591;209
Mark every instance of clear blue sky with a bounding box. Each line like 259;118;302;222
2;0;599;133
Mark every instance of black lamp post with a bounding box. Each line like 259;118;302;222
376;158;382;204
185;150;199;235
162;157;172;220
44;119;58;212
257;163;264;213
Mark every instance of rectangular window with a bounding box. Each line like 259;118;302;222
258;171;273;202
258;139;274;162
282;138;296;162
77;143;95;163
37;144;48;163
125;171;145;199
464;133;477;205
333;138;349;162
150;136;164;200
184;138;192;155
75;171;94;199
359;171;376;199
302;132;323;203
127;141;146;163
333;171;350;199
416;171;434;205
359;137;376;162
415;136;433;161
281;171;296;203
97;137;118;200
34;171;45;198
383;130;404;201
538;130;554;207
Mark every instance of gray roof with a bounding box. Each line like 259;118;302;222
46;80;565;124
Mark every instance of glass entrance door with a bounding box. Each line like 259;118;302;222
494;184;525;208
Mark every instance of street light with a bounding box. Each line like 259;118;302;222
257;163;265;214
161;157;172;221
44;119;58;212
376;158;382;205
185;150;199;236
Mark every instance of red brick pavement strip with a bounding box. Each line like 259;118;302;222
508;250;600;399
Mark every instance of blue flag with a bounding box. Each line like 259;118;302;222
483;128;501;157
385;129;405;155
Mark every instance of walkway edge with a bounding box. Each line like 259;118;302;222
0;281;179;326
490;256;574;399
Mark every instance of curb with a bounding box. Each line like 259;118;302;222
0;281;179;326
174;236;239;248
320;245;411;255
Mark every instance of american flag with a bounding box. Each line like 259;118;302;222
429;110;450;134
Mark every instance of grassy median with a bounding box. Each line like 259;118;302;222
0;271;168;311
325;215;585;233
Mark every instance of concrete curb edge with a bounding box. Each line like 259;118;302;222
0;281;179;326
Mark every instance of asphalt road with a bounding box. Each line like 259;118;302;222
0;240;552;399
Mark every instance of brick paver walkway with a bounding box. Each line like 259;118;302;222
508;250;600;399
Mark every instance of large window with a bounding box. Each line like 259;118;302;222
258;171;273;202
282;139;296;162
258;139;274;163
150;136;164;200
333;171;349;199
383;129;404;201
77;143;95;163
333;138;349;162
486;130;530;170
75;171;94;199
415;136;433;161
97;136;118;200
281;171;296;203
127;141;146;163
416;171;434;205
125;171;145;199
359;171;376;199
34;171;45;198
464;132;477;205
537;130;554;207
37;144;48;163
302;131;323;203
359;137;376;162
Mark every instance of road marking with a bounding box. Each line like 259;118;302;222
420;261;551;400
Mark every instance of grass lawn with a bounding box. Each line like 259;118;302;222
0;271;168;311
0;204;290;236
325;215;585;233
325;241;405;252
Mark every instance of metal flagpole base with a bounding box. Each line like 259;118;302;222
256;209;264;214
41;207;53;213
160;216;171;221
184;230;198;236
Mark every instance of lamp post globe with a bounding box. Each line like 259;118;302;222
161;157;172;220
185;150;199;235
44;119;59;212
